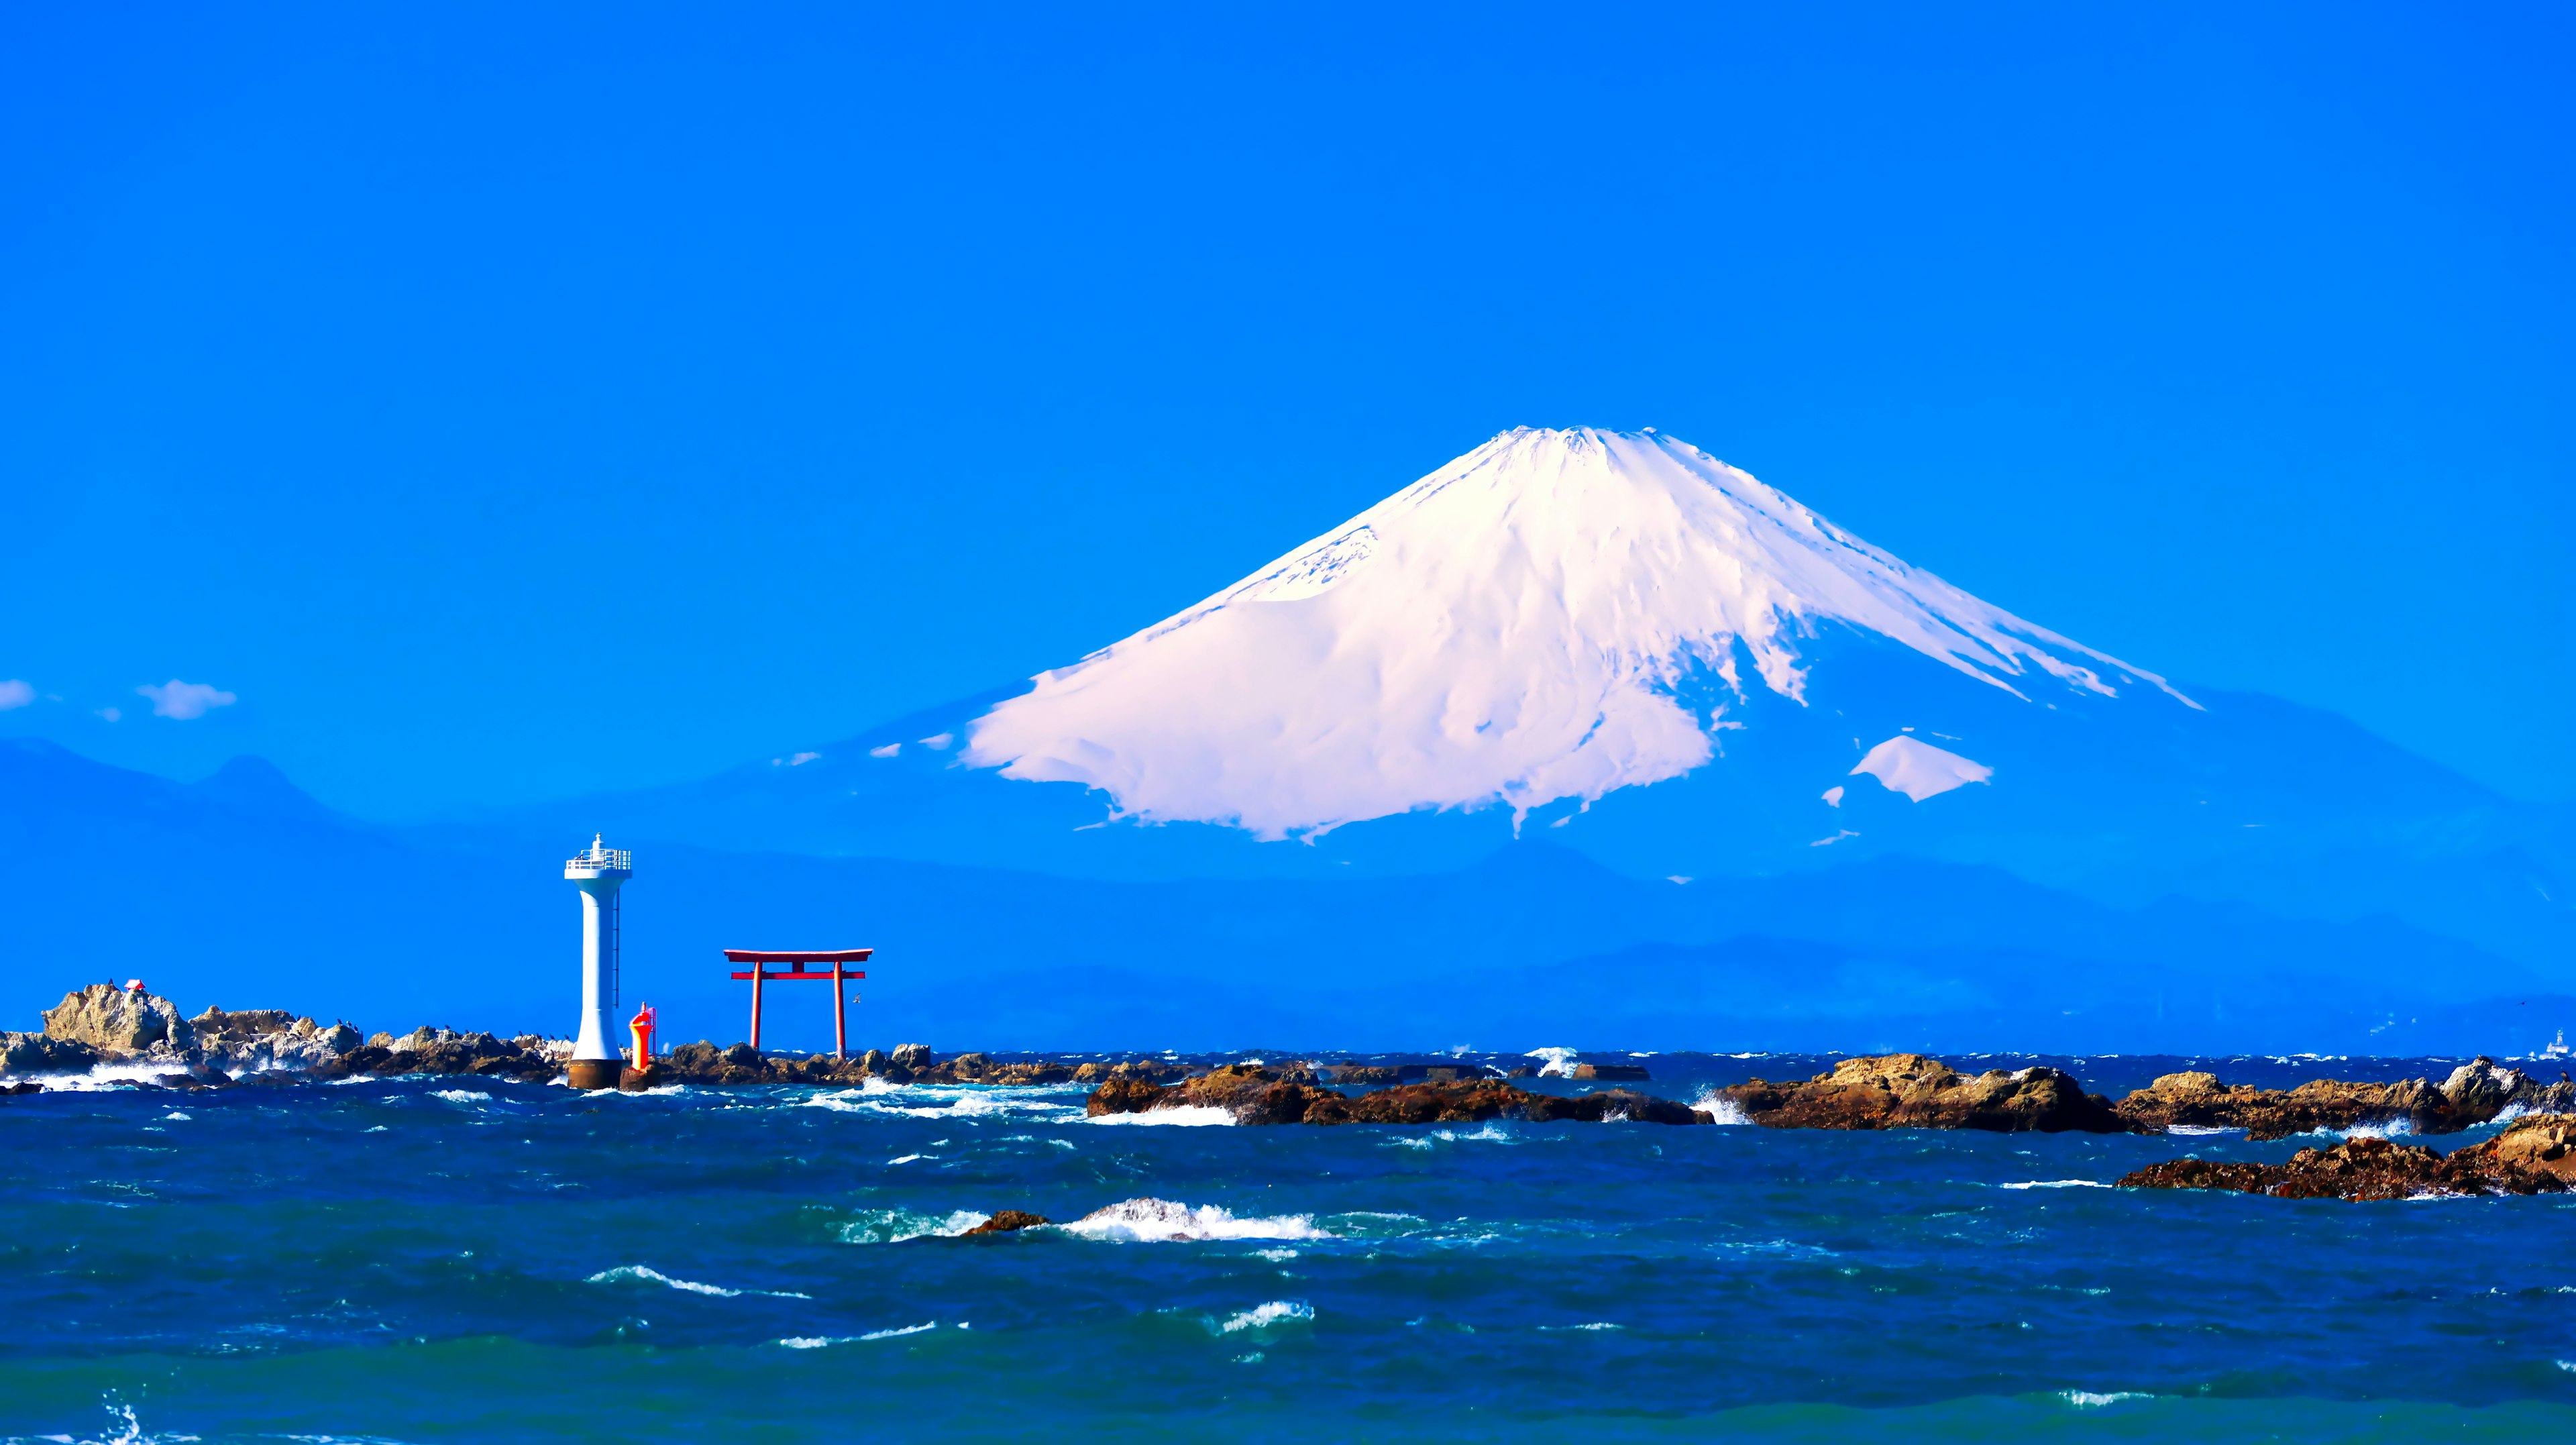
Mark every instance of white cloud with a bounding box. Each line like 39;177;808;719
97;706;121;722
0;680;31;710
869;743;901;759
137;679;238;720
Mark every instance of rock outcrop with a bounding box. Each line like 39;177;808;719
2118;1116;2576;1200
964;1210;1052;1234
2113;1058;2573;1140
326;1028;561;1083
1711;1054;2125;1133
42;985;195;1057
1083;1065;1705;1126
0;1031;101;1074
192;1007;362;1071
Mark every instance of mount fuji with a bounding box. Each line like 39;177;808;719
531;429;2556;934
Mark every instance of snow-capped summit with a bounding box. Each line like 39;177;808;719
965;427;2185;839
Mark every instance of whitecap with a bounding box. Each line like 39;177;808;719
861;1321;939;1341
2002;1180;2112;1189
1084;1105;1237;1128
586;1265;812;1299
1539;1322;1624;1331
1060;1197;1331;1243
1524;1046;1578;1077
2059;1390;2149;1408
1254;1247;1299;1262
1216;1300;1313;1333
886;1154;928;1166
2163;1125;2239;1136
162;1111;191;1122
430;1089;492;1104
835;1208;989;1244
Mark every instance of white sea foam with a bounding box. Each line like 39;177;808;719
1690;1089;1752;1125
2002;1180;2112;1190
1540;1322;1624;1331
1525;1046;1578;1077
886;1154;928;1166
805;1085;1081;1121
430;1089;492;1104
1061;1197;1331;1243
1084;1104;1238;1128
1254;1247;1299;1262
1216;1300;1314;1333
2164;1124;2240;1136
835;1208;989;1244
162;1111;190;1122
586;1265;811;1299
2059;1390;2150;1408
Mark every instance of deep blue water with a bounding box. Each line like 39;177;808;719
3;1053;2573;1443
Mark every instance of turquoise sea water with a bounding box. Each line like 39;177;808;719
3;1053;2573;1443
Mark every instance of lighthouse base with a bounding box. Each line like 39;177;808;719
566;1058;623;1091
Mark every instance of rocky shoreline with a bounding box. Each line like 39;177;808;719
10;987;2574;1176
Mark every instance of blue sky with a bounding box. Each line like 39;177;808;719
2;4;2569;816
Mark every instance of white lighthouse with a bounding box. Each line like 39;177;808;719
564;835;633;1090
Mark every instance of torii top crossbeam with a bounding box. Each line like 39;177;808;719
724;948;873;1057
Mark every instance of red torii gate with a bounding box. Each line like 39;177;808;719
725;948;872;1058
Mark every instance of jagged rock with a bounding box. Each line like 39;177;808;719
891;1042;934;1069
0;1030;102;1074
2119;1122;2576;1200
43;985;195;1055
1572;1063;1651;1081
950;1051;994;1079
860;1048;890;1072
191;1008;362;1072
2449;1112;2576;1183
1324;1063;1400;1084
327;1028;557;1081
1713;1054;2124;1133
963;1210;1052;1234
2114;1068;2504;1139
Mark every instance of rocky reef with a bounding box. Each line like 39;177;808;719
1082;1061;1705;1126
1710;1054;2125;1132
2119;1114;2576;1200
2111;1059;2570;1140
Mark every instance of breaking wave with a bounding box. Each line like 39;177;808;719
835;1208;990;1244
1691;1089;1751;1125
1060;1197;1331;1243
1083;1104;1237;1127
585;1264;812;1299
1216;1299;1314;1332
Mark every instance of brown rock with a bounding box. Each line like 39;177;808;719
2449;1112;2576;1183
2118;1127;2573;1201
1572;1062;1652;1081
1715;1054;2123;1132
1085;1075;1179;1116
963;1210;1052;1234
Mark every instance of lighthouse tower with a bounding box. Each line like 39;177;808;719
564;835;633;1090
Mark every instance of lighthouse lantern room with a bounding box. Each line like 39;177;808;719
564;835;633;1090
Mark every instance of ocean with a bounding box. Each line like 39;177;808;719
4;1053;2573;1443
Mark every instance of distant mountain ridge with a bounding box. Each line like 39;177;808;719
5;427;2569;1050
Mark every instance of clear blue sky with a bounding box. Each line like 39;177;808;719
3;4;2568;816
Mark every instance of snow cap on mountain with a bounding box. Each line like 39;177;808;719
965;427;2182;839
